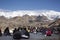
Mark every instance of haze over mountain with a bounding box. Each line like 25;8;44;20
0;10;60;20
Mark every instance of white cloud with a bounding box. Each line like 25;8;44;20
0;9;60;20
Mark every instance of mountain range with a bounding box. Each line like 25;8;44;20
0;10;60;20
0;10;60;30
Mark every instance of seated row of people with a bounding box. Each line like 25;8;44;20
0;27;12;36
13;27;30;40
0;27;52;37
0;27;30;40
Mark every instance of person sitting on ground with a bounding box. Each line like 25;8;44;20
13;28;21;40
4;27;11;36
13;28;17;34
0;28;2;36
24;28;30;37
21;28;30;39
46;28;52;36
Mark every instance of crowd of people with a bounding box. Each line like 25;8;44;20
0;27;30;40
0;26;53;40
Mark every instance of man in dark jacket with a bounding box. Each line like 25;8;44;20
13;28;21;40
21;28;30;39
4;27;11;36
13;31;21;40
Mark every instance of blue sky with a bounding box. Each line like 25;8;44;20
0;0;60;11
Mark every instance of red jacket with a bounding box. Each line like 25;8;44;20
46;30;51;36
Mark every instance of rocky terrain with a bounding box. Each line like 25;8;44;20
0;14;60;31
0;15;53;30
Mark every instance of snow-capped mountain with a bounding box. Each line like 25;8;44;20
0;9;60;20
39;10;60;20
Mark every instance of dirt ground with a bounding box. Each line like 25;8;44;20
0;33;60;40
